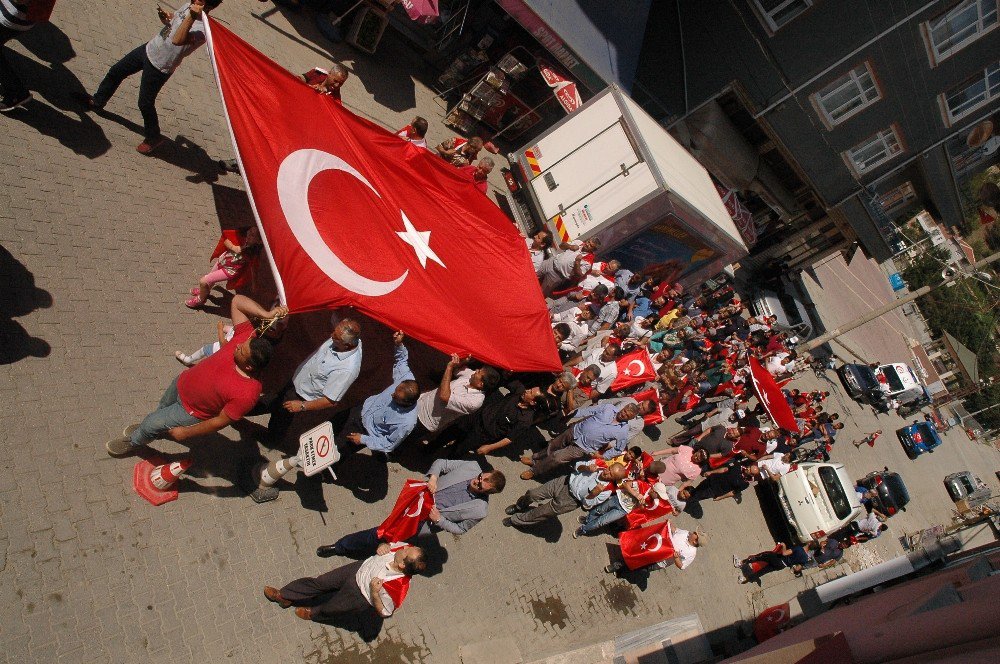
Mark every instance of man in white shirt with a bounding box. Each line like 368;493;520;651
267;318;363;443
572;344;619;395
80;0;220;154
503;461;625;529
265;543;426;622
412;354;500;443
396;116;429;149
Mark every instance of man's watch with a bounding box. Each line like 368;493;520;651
300;402;307;412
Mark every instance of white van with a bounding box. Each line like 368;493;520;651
750;275;814;340
875;363;921;406
778;462;862;543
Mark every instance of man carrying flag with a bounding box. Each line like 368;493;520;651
316;459;505;558
264;542;426;622
605;520;705;574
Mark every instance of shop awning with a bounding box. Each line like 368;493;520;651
495;0;652;94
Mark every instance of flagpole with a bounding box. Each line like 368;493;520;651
202;16;288;307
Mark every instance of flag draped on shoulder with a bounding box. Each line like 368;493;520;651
618;519;675;570
204;19;560;372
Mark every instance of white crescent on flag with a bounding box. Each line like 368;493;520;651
641;533;663;552
403;492;426;518
276;148;410;297
624;359;646;377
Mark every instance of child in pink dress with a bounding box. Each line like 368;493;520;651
185;226;260;308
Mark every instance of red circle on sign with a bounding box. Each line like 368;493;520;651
316;435;331;458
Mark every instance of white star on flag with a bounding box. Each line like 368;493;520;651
396;211;445;269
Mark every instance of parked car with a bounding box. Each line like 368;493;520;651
896;420;943;458
837;363;884;407
944;472;992;508
750;274;814;341
838;362;924;413
857;468;910;516
777;461;863;543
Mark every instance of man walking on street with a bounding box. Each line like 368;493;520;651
78;0;221;153
0;0;56;112
316;459;506;557
503;461;626;529
267;316;363;444
105;295;284;456
264;543;426;622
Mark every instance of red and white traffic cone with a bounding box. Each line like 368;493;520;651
133;458;192;506
247;455;300;504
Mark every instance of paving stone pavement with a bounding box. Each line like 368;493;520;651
3;3;1000;664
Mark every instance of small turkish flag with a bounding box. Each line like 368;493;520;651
625;493;674;530
610;348;656;392
204;20;560;372
377;479;435;542
619;519;675;570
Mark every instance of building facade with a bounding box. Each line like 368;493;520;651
631;0;1000;271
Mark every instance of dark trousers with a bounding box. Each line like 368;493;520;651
330;527;380;558
266;382;304;443
0;26;28;101
529;425;587;476
94;44;172;140
280;560;372;622
740;551;785;584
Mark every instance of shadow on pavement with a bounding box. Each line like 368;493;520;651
6;22;112;158
0;245;53;364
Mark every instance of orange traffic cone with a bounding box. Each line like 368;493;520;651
133;458;192;506
247;455;300;504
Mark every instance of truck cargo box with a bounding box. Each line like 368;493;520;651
512;85;747;287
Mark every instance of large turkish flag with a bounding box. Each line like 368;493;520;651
204;20;560;372
618;519;675;570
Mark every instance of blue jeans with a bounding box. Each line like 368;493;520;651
580;494;627;533
94;44;172;141
130;374;200;447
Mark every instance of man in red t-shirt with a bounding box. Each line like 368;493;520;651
105;295;285;456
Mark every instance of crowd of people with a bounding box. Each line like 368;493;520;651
3;0;894;634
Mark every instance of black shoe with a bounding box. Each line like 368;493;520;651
316;545;339;558
505;498;530;515
734;492;743;505
0;92;31;112
502;517;513;527
604;561;623;574
72;91;102;111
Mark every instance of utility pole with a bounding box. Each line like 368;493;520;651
803;251;1000;352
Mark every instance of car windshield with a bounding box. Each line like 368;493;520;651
885;475;909;507
852;366;879;389
914;423;936;442
819;466;853;520
960;476;976;494
880;366;905;392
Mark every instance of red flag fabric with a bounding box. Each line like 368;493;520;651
625;494;674;530
376;479;435;542
204;20;560;372
748;356;800;432
610;349;656;392
619;519;675;570
631;387;663;426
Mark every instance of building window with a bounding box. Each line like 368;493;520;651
754;0;814;33
942;62;1000;124
812;63;882;127
877;182;917;212
924;0;998;65
844;127;904;175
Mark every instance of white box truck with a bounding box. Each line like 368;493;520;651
510;85;747;287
